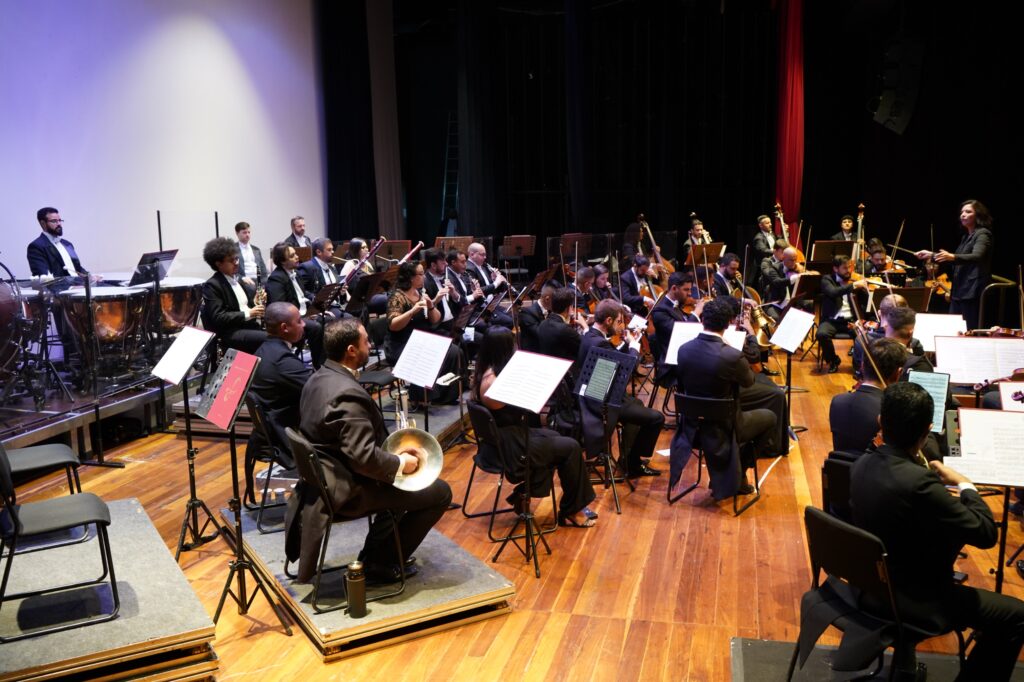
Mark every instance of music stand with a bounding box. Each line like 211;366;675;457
151;327;222;560
809;240;854;262
200;350;293;634
127;249;177;287
311;282;345;314
684;242;725;266
769;308;816;439
434;236;474;253
559;233;592;264
294;246;313;262
392;330;453;433
378;240;412;263
870;286;931;313
501;235;535;288
575;346;639;513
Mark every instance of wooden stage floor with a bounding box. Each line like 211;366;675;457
15;340;1024;681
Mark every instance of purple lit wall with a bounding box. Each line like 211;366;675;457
0;0;325;278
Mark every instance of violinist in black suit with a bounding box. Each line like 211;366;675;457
283;215;313;250
537;287;586;367
519;284;555;353
851;382;1024;680
27;207;85;278
829;337;906;455
245;302;311;499
578;299;664;477
712;253;744;298
265;243;325;367
817;255;870;373
619;255;657;315
200;237;267;353
650;272;701;384
915;199;994;330
759;240;789;306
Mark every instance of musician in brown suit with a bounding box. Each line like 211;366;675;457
285;318;452;583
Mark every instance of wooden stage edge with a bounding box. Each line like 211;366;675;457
218;513;513;661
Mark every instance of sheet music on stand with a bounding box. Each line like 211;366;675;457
907;370;950;433
195;349;261;431
999;382;1024;412
312;282;345;312
665;322;704;365
485;350;573;414
769;308;815;354
684;242;725;266
574;346;637;409
934;336;1024;384
584;357;618;402
913;313;967;352
152;326;215;385
951;408;1024;487
723;328;746;352
393;329;452;389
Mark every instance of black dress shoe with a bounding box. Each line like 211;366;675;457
364;560;419;585
827;358;841;374
761;367;781;377
627;464;661;478
736;482;755;495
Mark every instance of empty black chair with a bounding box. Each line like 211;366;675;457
284;427;405;614
0;443;119;642
243;395;295;534
822;452;858;523
787;506;965;680
668;393;761;516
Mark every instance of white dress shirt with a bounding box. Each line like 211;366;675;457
228;276;254;318
44;232;78;276
289;271;308;315
239;242;258;279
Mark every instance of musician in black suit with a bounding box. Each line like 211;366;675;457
829;337;906;455
750;214;776;268
672;297;776;497
465;242;507;297
760;240;789;308
537;287;586;367
619;255;657;315
200;237;267;353
265;243;325;367
245;302;311;498
283;215;312;250
830;214;856;241
578;299;664;477
915;199;994;330
234;221;267;286
519;284;555;353
679;218;713;266
817;255;870;373
712;252;743;298
287;318;452;584
298;238;349;316
27;207;85;278
851;382;1024;680
422;248;460;334
651;272;701;384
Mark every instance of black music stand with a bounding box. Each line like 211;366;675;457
127;249;177;287
201;350;293;635
347;267;399;317
312;282;345;315
575;346;639;513
769;308;816;439
809;240;854;263
870;286;931;313
501;235;536;288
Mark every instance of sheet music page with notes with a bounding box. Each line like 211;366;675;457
723;328;746;352
769;308;815;354
152;326;214;385
935;336;1024;384
954;408;1024;487
392;329;452;389
664;322;703;365
913;313;966;352
485;351;573;413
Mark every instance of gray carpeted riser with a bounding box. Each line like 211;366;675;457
0;498;213;674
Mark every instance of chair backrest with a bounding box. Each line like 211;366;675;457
822;456;854;522
674;393;736;424
467;401;502;452
245;393;294;468
0;442;18;535
368;316;390;349
285;427;332;509
804;506;895;612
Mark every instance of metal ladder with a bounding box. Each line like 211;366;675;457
440;110;459;222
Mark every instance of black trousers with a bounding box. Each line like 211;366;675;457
735;407;777;464
740;375;789;456
508;428;596;516
951;296;981;331
618;396;666;472
223;328;268;354
302;317;325;368
816;317;852;363
342;478;453;567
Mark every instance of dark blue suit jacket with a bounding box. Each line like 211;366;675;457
27;233;83;277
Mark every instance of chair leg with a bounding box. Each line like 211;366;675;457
734;455;761;516
461;464;514;521
667;450;704;504
255;462;287;535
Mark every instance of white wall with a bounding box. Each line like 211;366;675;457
0;0;325;279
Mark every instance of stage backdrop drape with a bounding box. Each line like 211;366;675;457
365;0;405;239
774;0;804;247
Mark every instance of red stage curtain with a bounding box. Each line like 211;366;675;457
775;0;804;247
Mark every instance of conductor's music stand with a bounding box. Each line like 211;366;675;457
575;346;639;514
195;350;292;635
434;236;474;253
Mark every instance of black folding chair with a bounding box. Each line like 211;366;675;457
0;443;120;642
284;427;405;614
243;395;295;534
787;506;966;680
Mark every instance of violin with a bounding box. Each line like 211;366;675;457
960;327;1024;339
972;368;1024;393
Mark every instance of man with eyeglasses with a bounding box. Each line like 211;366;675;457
27;207;87;279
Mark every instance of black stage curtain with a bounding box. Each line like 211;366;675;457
316;0;379;240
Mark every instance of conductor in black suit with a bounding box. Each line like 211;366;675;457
265;243;325;367
287;318;452;584
27;207;85;278
200;237;267;353
578;299;664;477
817;255;870;373
673;297;776;497
829;337;906;455
851;382;1024;680
245;302;311;500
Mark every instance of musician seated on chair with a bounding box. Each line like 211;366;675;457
674;297;776;496
850;382;1024;681
619;255;657;316
651;272;702;386
578;299;665;478
298;238;348;316
289;318;452;584
851;293;922;380
829;337;907;456
817;255;870;374
245;302;310;499
266;244;325;368
200;237;267;354
537;287;588;365
519;283;555;353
